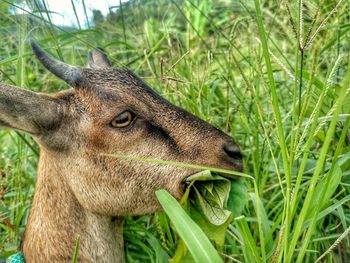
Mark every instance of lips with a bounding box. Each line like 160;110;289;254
178;161;244;197
181;170;239;187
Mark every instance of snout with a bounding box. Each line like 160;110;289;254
179;139;243;195
179;139;243;187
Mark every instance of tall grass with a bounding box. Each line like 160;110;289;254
0;0;349;262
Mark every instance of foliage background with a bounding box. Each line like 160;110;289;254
0;0;350;262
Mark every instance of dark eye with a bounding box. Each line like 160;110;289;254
111;111;134;128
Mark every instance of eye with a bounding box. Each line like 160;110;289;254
111;111;135;128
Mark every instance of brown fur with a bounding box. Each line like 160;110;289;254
0;46;242;262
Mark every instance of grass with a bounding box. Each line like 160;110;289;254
156;189;223;263
1;0;350;262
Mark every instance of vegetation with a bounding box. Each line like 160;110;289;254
1;0;350;262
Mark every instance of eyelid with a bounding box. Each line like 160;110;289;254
110;110;136;128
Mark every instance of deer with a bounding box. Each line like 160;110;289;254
0;40;243;262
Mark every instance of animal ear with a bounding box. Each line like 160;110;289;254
0;83;62;135
30;40;83;87
88;47;112;69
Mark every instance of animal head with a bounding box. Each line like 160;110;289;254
0;41;242;216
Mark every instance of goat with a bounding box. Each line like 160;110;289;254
0;41;243;262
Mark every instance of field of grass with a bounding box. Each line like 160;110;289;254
1;0;350;262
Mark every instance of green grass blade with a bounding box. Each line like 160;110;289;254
252;183;267;262
235;217;262;263
155;189;223;263
102;153;253;179
253;1;292;260
289;81;349;262
72;235;80;263
71;0;81;29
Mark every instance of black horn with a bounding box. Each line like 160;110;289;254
30;40;82;87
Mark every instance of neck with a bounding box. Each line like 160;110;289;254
23;151;125;262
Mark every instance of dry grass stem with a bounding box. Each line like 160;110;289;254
315;225;350;263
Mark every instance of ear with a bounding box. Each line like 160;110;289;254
88;47;112;69
0;83;62;135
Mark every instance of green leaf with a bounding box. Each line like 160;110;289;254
156;189;223;263
185;170;227;182
193;186;232;226
182;171;247;248
185;171;234;225
227;179;247;217
307;164;343;219
190;207;233;248
172;239;196;263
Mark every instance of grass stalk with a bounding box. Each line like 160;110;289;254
254;1;292;261
315;225;350;263
102;154;253;180
288;74;349;261
297;115;350;262
290;56;344;219
72;235;80;263
254;181;266;262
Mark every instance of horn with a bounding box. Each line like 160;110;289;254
30;40;82;87
88;47;112;69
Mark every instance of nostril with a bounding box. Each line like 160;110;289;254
223;143;243;160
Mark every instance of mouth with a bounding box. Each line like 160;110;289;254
180;169;237;195
177;161;244;197
178;170;236;227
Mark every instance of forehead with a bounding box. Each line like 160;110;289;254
77;68;166;110
82;68;151;91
